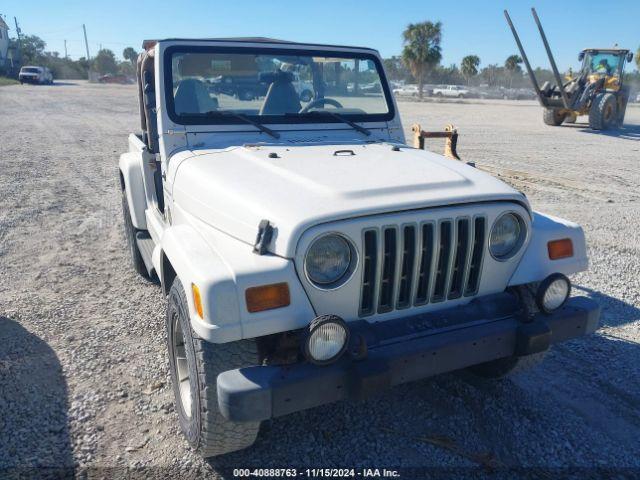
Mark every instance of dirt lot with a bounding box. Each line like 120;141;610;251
1;81;639;478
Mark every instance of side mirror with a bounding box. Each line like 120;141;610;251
578;52;585;62
627;52;634;63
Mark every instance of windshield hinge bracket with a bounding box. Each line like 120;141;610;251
253;219;274;255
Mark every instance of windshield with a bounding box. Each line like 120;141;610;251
164;46;393;125
21;67;41;74
582;52;622;76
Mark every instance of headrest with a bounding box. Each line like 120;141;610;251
179;54;215;77
259;70;294;84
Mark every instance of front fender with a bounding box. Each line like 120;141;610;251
508;211;589;286
161;223;315;343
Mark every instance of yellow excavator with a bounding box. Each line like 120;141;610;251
505;8;633;130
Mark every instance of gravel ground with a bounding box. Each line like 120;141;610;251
0;82;639;479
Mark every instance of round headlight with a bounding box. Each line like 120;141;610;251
305;234;352;287
490;213;526;260
536;273;571;313
304;316;349;365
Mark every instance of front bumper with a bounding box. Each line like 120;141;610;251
19;76;41;84
217;295;600;422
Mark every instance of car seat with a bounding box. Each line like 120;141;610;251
259;71;301;115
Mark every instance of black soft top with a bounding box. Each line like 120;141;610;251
143;37;377;52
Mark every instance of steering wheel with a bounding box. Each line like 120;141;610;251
299;97;343;113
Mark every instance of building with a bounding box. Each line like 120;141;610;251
0;16;9;70
0;15;20;75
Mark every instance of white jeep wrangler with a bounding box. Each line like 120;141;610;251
119;38;600;457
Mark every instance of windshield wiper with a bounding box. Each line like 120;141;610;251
203;111;280;139
290;111;371;137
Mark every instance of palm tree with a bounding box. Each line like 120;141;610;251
401;21;442;98
461;55;480;85
636;46;640;71
122;47;138;65
505;54;523;87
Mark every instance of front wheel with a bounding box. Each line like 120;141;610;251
589;92;617;130
166;279;261;457
543;108;566;126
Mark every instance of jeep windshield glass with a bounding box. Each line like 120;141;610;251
165;46;393;125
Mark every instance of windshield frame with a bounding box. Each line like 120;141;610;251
163;45;395;126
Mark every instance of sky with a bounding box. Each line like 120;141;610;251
4;0;639;71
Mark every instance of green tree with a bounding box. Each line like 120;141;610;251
93;48;118;75
481;64;500;87
401;21;442;98
123;47;138;65
636;46;640;71
461;55;480;85
18;35;46;64
505;54;523;87
118;60;135;76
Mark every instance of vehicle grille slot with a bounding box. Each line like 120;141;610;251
465;216;486;296
415;223;434;305
358;213;485;317
360;230;378;316
448;218;470;299
432;221;453;302
397;225;416;309
377;227;397;313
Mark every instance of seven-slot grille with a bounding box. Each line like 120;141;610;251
359;216;487;316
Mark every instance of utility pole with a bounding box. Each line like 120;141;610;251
13;17;22;59
82;24;90;59
64;39;68;59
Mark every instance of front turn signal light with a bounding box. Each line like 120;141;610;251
548;238;573;260
246;283;290;313
191;283;204;318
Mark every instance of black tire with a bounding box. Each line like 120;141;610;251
589;92;617;130
436;92;443;97
121;190;149;278
543;108;565;126
616;87;630;126
166;279;261;457
468;285;546;379
458;94;464;99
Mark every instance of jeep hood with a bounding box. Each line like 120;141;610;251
170;143;527;258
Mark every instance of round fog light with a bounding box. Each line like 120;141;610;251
304;315;349;365
536;273;571;313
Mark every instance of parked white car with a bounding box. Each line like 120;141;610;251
120;37;600;457
393;84;419;96
433;84;470;98
18;66;53;85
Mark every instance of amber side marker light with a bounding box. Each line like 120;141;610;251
246;283;290;313
191;283;204;319
548;238;574;260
